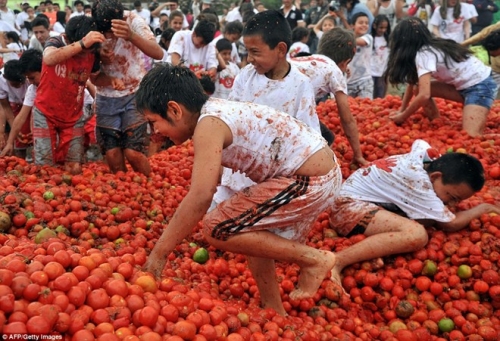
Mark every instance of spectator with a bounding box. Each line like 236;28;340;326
336;0;375;29
16;2;32;42
212;38;240;99
52;11;67;34
152;0;190;29
430;0;473;43
132;0;151;27
84;4;91;16
212;20;243;65
280;0;305;29
154;12;168;36
0;0;18;30
0;31;26;62
367;0;406;26
44;0;57;27
28;16;59;52
70;0;85;18
471;0;498;35
225;0;256;23
313;13;336;41
288;26;310;58
305;0;329;53
407;0;436;31
169;10;184;31
37;1;46;14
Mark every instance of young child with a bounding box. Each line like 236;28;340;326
290;28;367;166
288;27;310;59
1;32;26;62
212;38;240;99
371;14;390;99
430;0;473;43
212;20;244;66
1;50;41;159
156;28;175;63
328;139;499;288
347;12;374;99
0;60;29;158
139;64;341;316
313;14;336;42
385;17;496;137
169;10;184;31
167;19;218;77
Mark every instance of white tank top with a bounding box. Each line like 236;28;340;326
199;98;326;183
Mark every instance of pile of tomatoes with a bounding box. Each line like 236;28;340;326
0;95;500;340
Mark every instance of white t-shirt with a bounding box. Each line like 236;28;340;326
69;11;85;18
371;36;389;77
201;98;326;183
212;61;240;99
132;8;151;26
97;11;157;97
53;22;65;34
291;54;348;98
287;41;310;59
0;74;28;104
212;35;241;64
160;9;190;29
0;8;16;28
23;84;37;107
430;4;473;43
15;11;29;41
340;139;456;222
28;31;60;52
348;33;373;85
229;64;320;132
416;46;490;90
378;0;397;26
167;30;218;71
225;7;242;23
3;42;25;63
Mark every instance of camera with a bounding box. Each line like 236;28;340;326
329;1;340;11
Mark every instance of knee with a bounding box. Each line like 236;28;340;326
406;223;428;251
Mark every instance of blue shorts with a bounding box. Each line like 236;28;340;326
460;75;497;109
95;94;149;153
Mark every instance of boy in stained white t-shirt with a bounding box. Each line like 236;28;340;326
168;19;218;77
328;139;500;290
347;12;374;99
212;38;240;99
213;10;321;206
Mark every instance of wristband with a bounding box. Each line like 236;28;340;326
79;40;86;49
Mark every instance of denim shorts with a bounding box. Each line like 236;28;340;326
460;75;498;109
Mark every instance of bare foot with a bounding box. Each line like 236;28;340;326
289;252;336;300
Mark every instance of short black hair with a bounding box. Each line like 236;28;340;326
3;60;25;83
243;10;292;50
18;49;43;73
199;74;215;95
74;0;84;6
224;20;243;35
317;27;356;64
92;0;124;33
350;11;368;26
482;29;500;52
136;64;208;123
65;15;97;44
292;26;309;43
427;153;485;192
193;19;216;45
216;38;232;52
133;0;141;7
6;31;21;44
31;15;50;29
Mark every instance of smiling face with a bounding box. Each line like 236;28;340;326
243;34;283;76
353;15;369;36
170;15;183;31
375;20;389;37
430;172;475;207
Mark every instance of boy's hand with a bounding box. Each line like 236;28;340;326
0;142;13;157
111;78;126;91
354;155;369;166
112;18;135;42
389;111;407;125
142;254;166;280
82;31;106;49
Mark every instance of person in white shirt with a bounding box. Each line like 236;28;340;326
151;0;190;29
287;26;310;58
132;0;152;26
0;0;17;29
430;0;473;42
69;0;85;18
212;38;240;99
386;17;497;137
28;16;59;51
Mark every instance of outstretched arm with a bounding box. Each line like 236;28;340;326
437;204;500;232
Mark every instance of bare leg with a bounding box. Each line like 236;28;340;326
330;210;428;288
205;231;336;304
462;104;489;137
105;147;127;173
247;257;286;315
124;148;151;176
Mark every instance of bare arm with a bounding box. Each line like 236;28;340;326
111;18;164;60
390;74;431;123
437;204;500;232
43;31;105;66
462;22;500;46
334;91;368;166
463;20;471;40
0;104;32;157
432;25;441;38
151;3;170;17
143;116;228;278
170;52;182;66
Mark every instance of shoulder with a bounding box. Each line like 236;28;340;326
45;35;65;48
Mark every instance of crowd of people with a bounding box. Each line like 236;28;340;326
0;0;500;316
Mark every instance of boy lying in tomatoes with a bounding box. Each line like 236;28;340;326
138;64;342;316
328;139;500;288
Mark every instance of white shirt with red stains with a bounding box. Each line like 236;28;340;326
228;63;320;132
167;30;218;72
97;11;156;97
199;98;326;183
212;61;240;100
340;139;456;222
0;74;28;105
290;54;348;98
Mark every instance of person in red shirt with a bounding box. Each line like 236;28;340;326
12;16;107;174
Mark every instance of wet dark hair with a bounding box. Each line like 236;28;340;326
482;29;500;52
243;10;292;50
6;31;21;44
65;15;97;44
56;10;66;25
317;27;356;64
3;60;25;83
92;0;124;33
439;0;461;20
384;17;471;85
31;15;50;29
224;20;243;35
193;19;216;45
242;9;255;24
292;26;309;43
199;74;215;95
74;0;84;7
159;27;175;49
427;153;484;192
216;38;232;52
18;49;43;73
371;14;391;50
136;64;208;123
